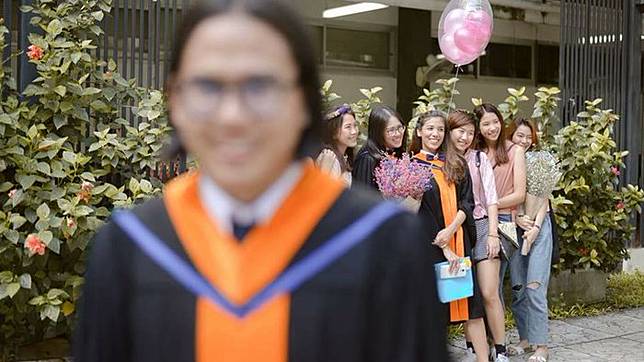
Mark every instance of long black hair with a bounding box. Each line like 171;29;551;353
164;0;322;159
319;104;355;172
473;103;509;165
360;105;406;160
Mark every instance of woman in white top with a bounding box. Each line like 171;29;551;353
315;104;359;186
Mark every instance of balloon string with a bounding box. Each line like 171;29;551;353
447;65;461;116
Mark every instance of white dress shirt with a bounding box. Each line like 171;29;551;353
198;163;303;235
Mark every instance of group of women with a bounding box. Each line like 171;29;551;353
315;103;556;362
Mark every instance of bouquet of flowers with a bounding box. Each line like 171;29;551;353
374;154;434;212
520;150;562;254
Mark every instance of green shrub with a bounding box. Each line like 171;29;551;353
550;100;644;273
606;270;644;309
0;0;169;358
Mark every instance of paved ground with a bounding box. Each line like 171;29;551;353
449;307;644;361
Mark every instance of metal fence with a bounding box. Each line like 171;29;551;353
1;0;191;88
1;0;190;180
559;0;644;248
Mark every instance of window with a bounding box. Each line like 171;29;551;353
479;43;532;79
307;24;394;72
536;44;559;85
325;27;391;70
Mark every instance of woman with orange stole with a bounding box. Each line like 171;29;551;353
410;111;488;361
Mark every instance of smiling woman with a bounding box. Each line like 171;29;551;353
73;1;447;361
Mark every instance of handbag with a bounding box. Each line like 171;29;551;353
434;257;474;303
474;151;518;260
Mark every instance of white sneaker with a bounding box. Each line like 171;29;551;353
462;348;477;362
494;353;510;362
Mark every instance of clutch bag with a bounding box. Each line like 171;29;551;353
434;257;474;303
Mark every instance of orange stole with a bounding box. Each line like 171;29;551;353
163;165;344;362
415;155;469;322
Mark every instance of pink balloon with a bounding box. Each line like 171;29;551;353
442;9;465;36
466;10;492;31
437;0;493;65
439;34;463;62
453;27;486;54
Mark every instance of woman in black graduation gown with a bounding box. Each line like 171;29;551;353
352;105;407;190
410;111;489;362
73;1;447;361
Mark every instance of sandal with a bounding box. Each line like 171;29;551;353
507;343;532;356
528;348;548;362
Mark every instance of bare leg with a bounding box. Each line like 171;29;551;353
464;318;489;362
477;259;506;345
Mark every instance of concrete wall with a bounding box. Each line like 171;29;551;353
623;248;644;272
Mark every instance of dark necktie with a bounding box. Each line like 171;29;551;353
232;221;254;241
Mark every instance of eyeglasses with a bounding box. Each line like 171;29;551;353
174;76;297;121
385;125;406;136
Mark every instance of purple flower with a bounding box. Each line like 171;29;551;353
374;154;433;200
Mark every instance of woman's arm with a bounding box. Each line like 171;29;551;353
497;146;526;209
522;201;549;252
315;149;340;177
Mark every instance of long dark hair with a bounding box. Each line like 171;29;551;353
360;105;406;160
165;0;322;159
473;103;509;165
319;104;355;172
410;110;466;184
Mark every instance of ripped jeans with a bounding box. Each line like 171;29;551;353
510;216;553;345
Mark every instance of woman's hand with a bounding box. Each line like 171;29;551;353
433;227;455;249
487;235;500;259
522;226;539;254
516;215;534;231
442;247;461;275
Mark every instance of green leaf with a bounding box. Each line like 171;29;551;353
4;230;19;244
47;288;69;300
19;274;32;289
27;125;38;139
46;19;63;37
0;182;13;192
139;179;153;193
129;178;140;193
54;85;67;97
71;52;82;64
42;304;60;322
73;206;94;217
37;203;51;219
57;199;72;212
0;282;21;299
80;172;96;182
39;230;53;244
17;174;37;190
103;87;116;101
29;296;46;306
54;115;68;129
91;11;104;21
37;162;51;175
62;151;76;164
10;214;27;229
0;272;13;284
82;87;101;96
47;238;61;254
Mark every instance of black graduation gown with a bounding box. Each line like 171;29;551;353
73;173;448;361
417;166;484;321
352;149;380;191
